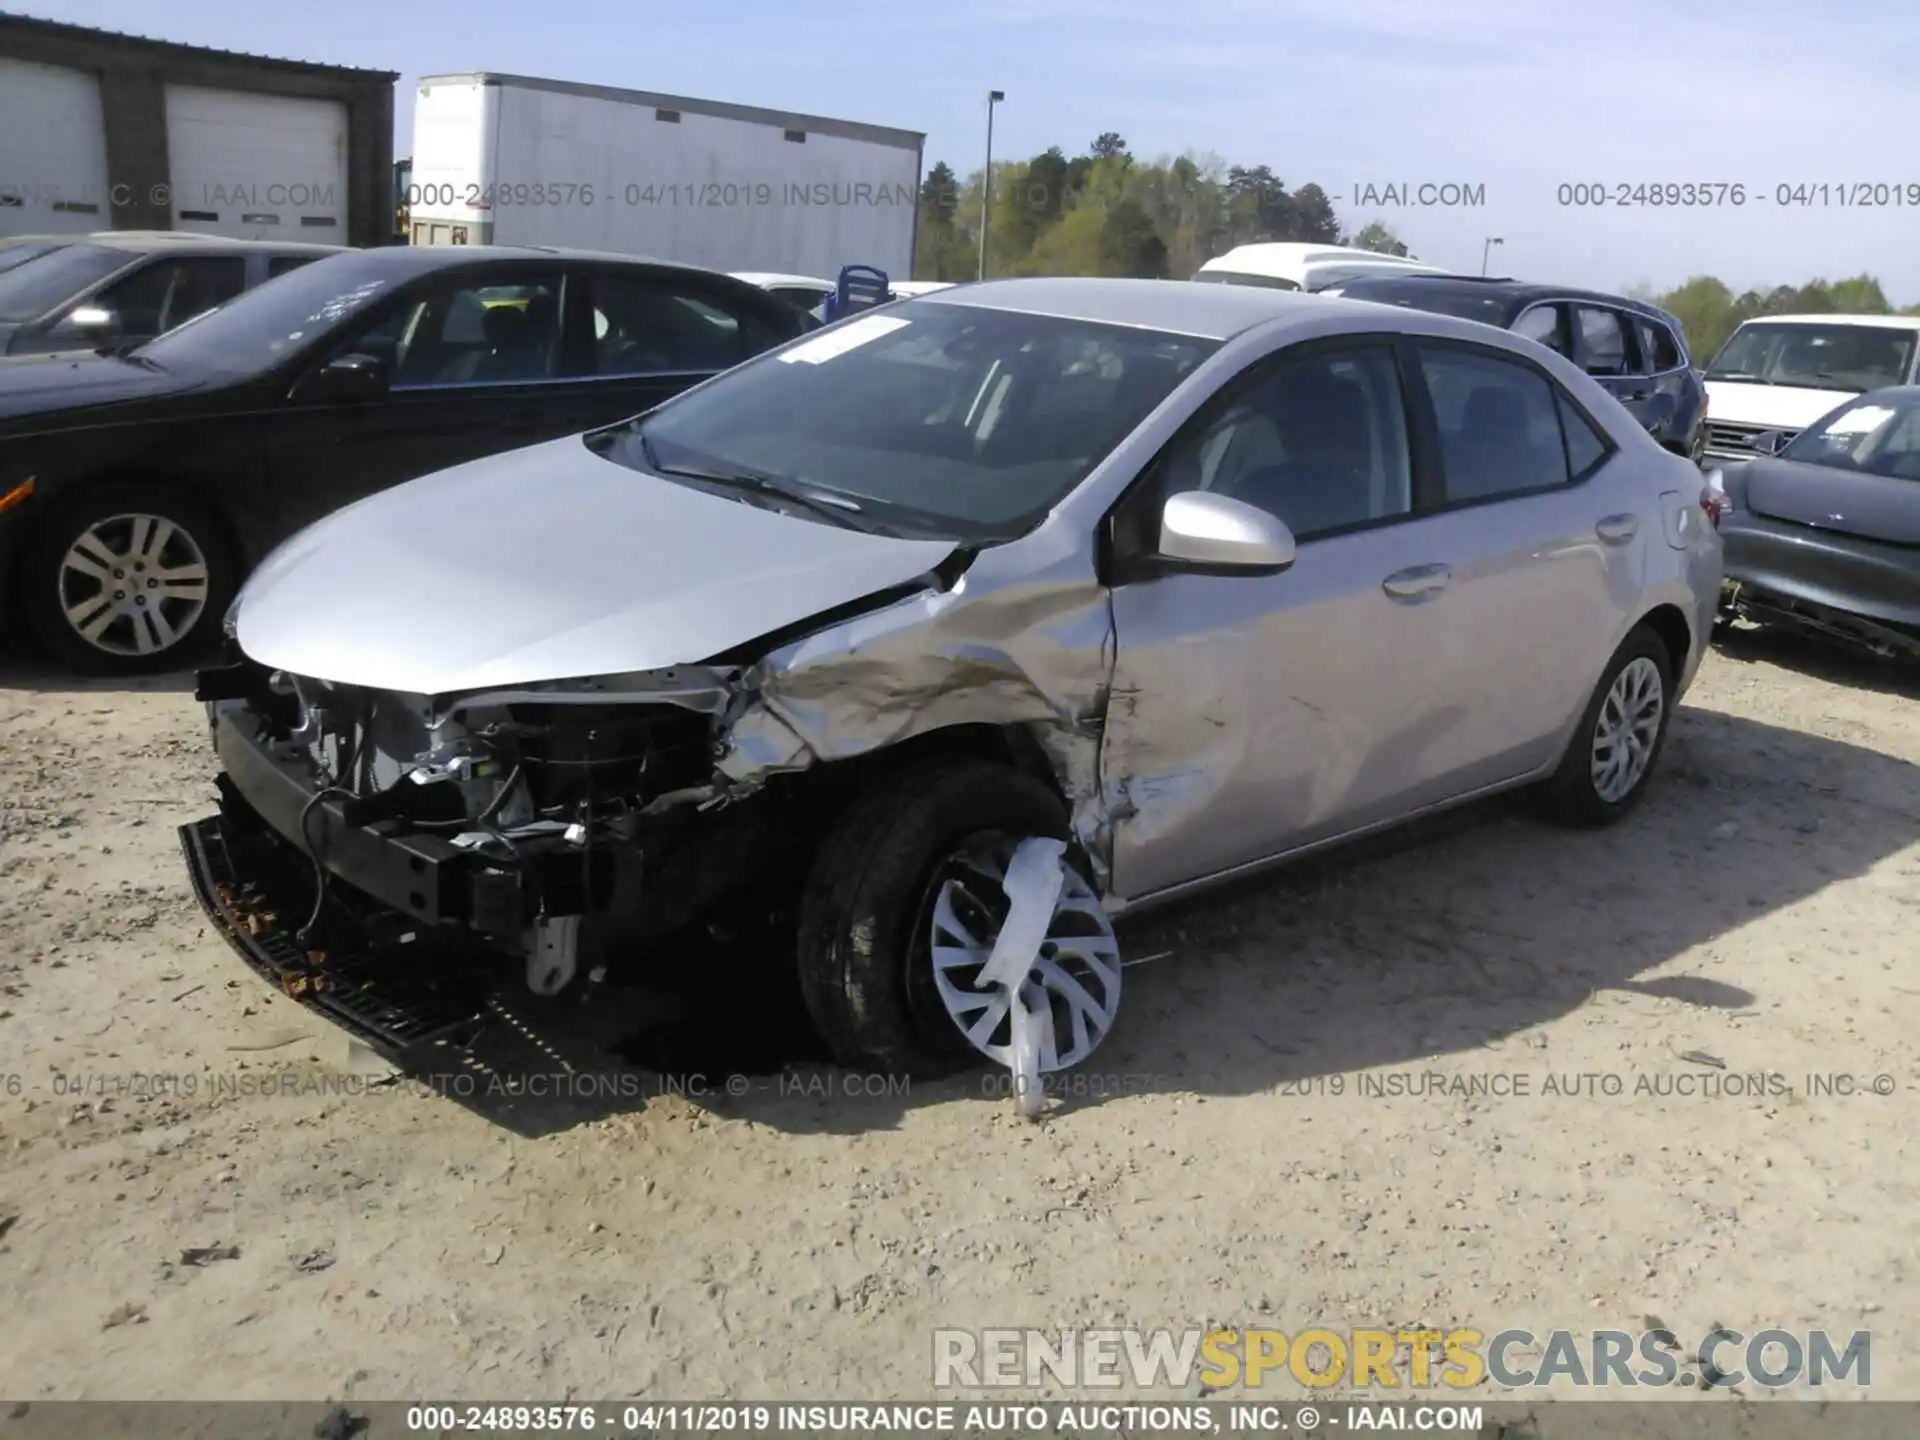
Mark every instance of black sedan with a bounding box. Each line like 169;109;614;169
0;245;810;673
1713;386;1920;661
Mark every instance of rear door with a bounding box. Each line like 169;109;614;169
1398;337;1643;782
1572;304;1659;431
1631;315;1700;454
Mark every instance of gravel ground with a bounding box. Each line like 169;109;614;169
0;629;1915;1406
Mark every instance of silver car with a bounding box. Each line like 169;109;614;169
180;278;1725;1083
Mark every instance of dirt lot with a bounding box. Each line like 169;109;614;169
0;629;1915;1406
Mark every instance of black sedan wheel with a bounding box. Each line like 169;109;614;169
24;485;236;674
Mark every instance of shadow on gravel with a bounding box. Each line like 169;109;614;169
0;656;196;696
1712;620;1920;700
385;704;1918;1138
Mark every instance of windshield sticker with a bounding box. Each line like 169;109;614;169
779;314;911;365
1826;405;1896;435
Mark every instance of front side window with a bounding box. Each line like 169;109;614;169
1166;345;1413;539
1419;344;1608;502
606;302;1219;540
1706;323;1917;393
347;275;562;387
1781;393;1920;479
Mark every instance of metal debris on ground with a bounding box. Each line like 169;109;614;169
180;1244;240;1266
293;1248;336;1273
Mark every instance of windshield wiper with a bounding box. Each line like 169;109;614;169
631;428;891;534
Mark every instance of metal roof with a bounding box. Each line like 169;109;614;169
418;72;924;153
0;12;399;80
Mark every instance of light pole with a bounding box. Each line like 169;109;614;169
1481;236;1504;276
979;89;1004;281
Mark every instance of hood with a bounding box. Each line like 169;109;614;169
1703;380;1855;431
1741;456;1920;546
0;351;201;426
232;433;960;695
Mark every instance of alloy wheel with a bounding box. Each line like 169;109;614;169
57;512;211;659
1589;655;1665;803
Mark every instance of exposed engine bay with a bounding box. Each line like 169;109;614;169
195;657;837;1001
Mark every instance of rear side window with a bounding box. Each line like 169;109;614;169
1418;344;1597;502
1636;317;1683;371
1575;307;1631;376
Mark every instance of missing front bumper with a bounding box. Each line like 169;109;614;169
179;805;503;1062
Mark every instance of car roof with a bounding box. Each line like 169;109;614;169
61;233;348;256
295;243;756;287
1335;273;1684;324
1728;313;1920;330
913;275;1449;341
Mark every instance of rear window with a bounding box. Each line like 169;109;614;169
0;243;128;322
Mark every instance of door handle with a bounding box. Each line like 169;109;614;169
1382;563;1451;601
1596;514;1640;545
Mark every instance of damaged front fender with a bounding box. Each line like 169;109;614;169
715;539;1119;886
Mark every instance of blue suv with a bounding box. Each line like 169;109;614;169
1333;274;1708;464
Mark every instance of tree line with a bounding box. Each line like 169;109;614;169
912;132;1915;365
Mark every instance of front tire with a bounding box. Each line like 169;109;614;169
23;484;235;675
1542;624;1675;827
795;759;1113;1078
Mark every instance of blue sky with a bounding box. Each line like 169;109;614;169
26;0;1920;298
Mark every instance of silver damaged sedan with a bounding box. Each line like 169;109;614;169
181;278;1726;1081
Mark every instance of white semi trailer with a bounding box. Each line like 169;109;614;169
408;73;924;280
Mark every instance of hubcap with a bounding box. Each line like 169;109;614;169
57;513;210;659
1590;655;1665;803
924;837;1121;1072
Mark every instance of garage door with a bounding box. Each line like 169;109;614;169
165;85;349;242
0;59;110;237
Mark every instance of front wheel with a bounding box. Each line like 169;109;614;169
795;760;1122;1078
1541;625;1676;826
23;484;235;675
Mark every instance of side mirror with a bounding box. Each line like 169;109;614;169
293;352;391;404
1157;490;1297;573
66;303;121;345
1751;429;1785;456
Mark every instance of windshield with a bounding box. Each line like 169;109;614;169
1780;393;1920;479
0;243;127;323
603;301;1219;541
0;241;66;277
138;251;402;375
1705;322;1917;392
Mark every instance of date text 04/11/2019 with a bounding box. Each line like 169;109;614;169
402;181;918;210
1557;181;1920;207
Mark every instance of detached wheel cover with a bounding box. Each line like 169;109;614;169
58;512;211;659
923;836;1122;1072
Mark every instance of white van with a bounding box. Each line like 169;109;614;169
1193;241;1447;294
1702;313;1920;461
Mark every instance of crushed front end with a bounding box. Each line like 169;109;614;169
179;654;807;1059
